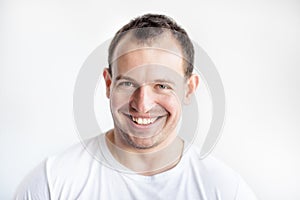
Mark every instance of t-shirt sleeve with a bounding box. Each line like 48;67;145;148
14;160;51;200
234;175;258;200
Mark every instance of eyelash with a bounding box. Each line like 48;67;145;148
156;84;172;90
117;81;173;90
119;81;134;87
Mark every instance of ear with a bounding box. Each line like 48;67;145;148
184;74;199;104
103;68;112;98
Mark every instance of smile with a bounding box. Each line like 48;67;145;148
131;116;157;125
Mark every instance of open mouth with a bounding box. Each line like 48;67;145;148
131;116;157;125
123;114;166;126
119;113;169;137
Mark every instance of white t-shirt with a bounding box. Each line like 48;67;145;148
15;134;257;200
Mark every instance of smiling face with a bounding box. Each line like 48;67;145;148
103;34;198;151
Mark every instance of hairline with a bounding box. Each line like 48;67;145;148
109;30;192;78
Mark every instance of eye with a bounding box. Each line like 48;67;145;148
156;84;171;90
119;81;134;87
122;81;133;87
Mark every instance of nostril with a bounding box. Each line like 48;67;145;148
126;84;159;114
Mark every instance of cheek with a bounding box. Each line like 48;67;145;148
157;95;182;115
110;93;130;111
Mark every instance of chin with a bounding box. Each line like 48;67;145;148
124;132;162;150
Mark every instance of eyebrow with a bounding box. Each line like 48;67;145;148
115;75;136;82
115;75;176;85
152;79;176;85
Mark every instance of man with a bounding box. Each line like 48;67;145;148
16;14;257;199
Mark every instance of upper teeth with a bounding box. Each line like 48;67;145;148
132;117;155;125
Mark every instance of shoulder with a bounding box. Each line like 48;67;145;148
15;135;106;199
47;135;100;169
46;135;103;185
184;145;258;199
15;160;50;199
185;145;239;179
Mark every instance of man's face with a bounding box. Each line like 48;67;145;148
104;36;198;150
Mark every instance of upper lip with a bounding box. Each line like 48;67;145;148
120;111;160;118
128;113;166;119
130;114;154;118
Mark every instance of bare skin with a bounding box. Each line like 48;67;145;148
103;32;199;175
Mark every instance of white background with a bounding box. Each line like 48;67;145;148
1;0;300;199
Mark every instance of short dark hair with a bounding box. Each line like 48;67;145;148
108;14;194;77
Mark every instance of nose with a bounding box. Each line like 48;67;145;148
130;85;155;113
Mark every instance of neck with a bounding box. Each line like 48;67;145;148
106;130;184;176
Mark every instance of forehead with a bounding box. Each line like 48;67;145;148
111;33;185;78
